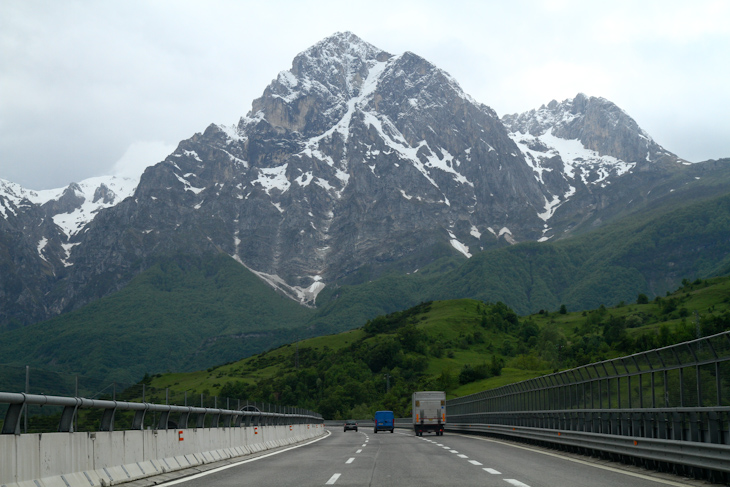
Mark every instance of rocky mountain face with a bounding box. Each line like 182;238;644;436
0;176;136;326
502;93;692;237
0;32;717;327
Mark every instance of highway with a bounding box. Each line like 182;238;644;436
155;428;698;487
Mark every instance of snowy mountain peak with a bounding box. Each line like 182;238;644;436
296;31;391;71
245;32;392;136
0;175;138;237
502;93;678;165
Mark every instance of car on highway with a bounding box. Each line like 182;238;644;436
344;420;358;432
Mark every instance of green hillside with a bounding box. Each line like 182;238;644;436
0;253;316;383
425;188;730;313
143;276;730;419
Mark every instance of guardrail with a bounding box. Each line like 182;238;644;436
0;391;322;434
447;331;730;483
450;423;730;473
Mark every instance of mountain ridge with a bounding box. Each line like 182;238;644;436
0;31;727;331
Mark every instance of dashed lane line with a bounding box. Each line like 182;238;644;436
346;457;355;464
325;473;341;485
417;433;533;487
504;480;531;487
451;432;696;487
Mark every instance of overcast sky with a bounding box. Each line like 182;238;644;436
1;0;729;190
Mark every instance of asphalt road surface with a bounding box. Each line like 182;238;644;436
154;428;699;487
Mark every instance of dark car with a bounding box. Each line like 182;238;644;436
344;420;358;432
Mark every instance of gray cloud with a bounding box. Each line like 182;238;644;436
2;0;728;189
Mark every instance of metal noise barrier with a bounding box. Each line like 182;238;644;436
0;391;323;435
446;331;730;482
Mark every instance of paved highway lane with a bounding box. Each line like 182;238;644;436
153;429;698;487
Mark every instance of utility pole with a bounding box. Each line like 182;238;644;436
694;311;701;339
695;311;702;352
24;366;29;433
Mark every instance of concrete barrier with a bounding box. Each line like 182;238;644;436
0;424;325;487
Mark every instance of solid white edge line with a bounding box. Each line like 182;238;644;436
452;433;695;487
155;430;332;486
325;473;341;485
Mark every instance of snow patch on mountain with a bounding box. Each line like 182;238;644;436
1;175;138;237
254;164;291;194
232;254;324;306
448;230;471;258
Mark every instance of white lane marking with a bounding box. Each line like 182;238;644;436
442;446;450;449
326;473;341;485
436;443;444;446
362;443;367;447
468;460;482;466
356;449;362;453
155;430;332;486
504;480;530;487
457;454;468;459
449;450;458;453
453;433;692;487
484;468;501;474
346;457;355;464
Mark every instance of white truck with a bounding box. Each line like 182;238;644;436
412;391;446;436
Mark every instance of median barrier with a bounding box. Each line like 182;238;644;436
0;423;325;487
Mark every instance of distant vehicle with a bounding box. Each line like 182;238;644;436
412;391;445;436
373;410;394;433
240;405;261;413
344;420;358;432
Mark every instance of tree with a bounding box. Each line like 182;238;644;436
559;304;567;314
603;315;627;345
397;323;421;352
637;293;649;305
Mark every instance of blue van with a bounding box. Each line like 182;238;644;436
374;410;395;433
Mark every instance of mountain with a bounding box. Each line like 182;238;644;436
1;31;729;364
0;175;137;327
502;94;696;238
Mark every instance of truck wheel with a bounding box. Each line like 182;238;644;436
390;429;394;433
